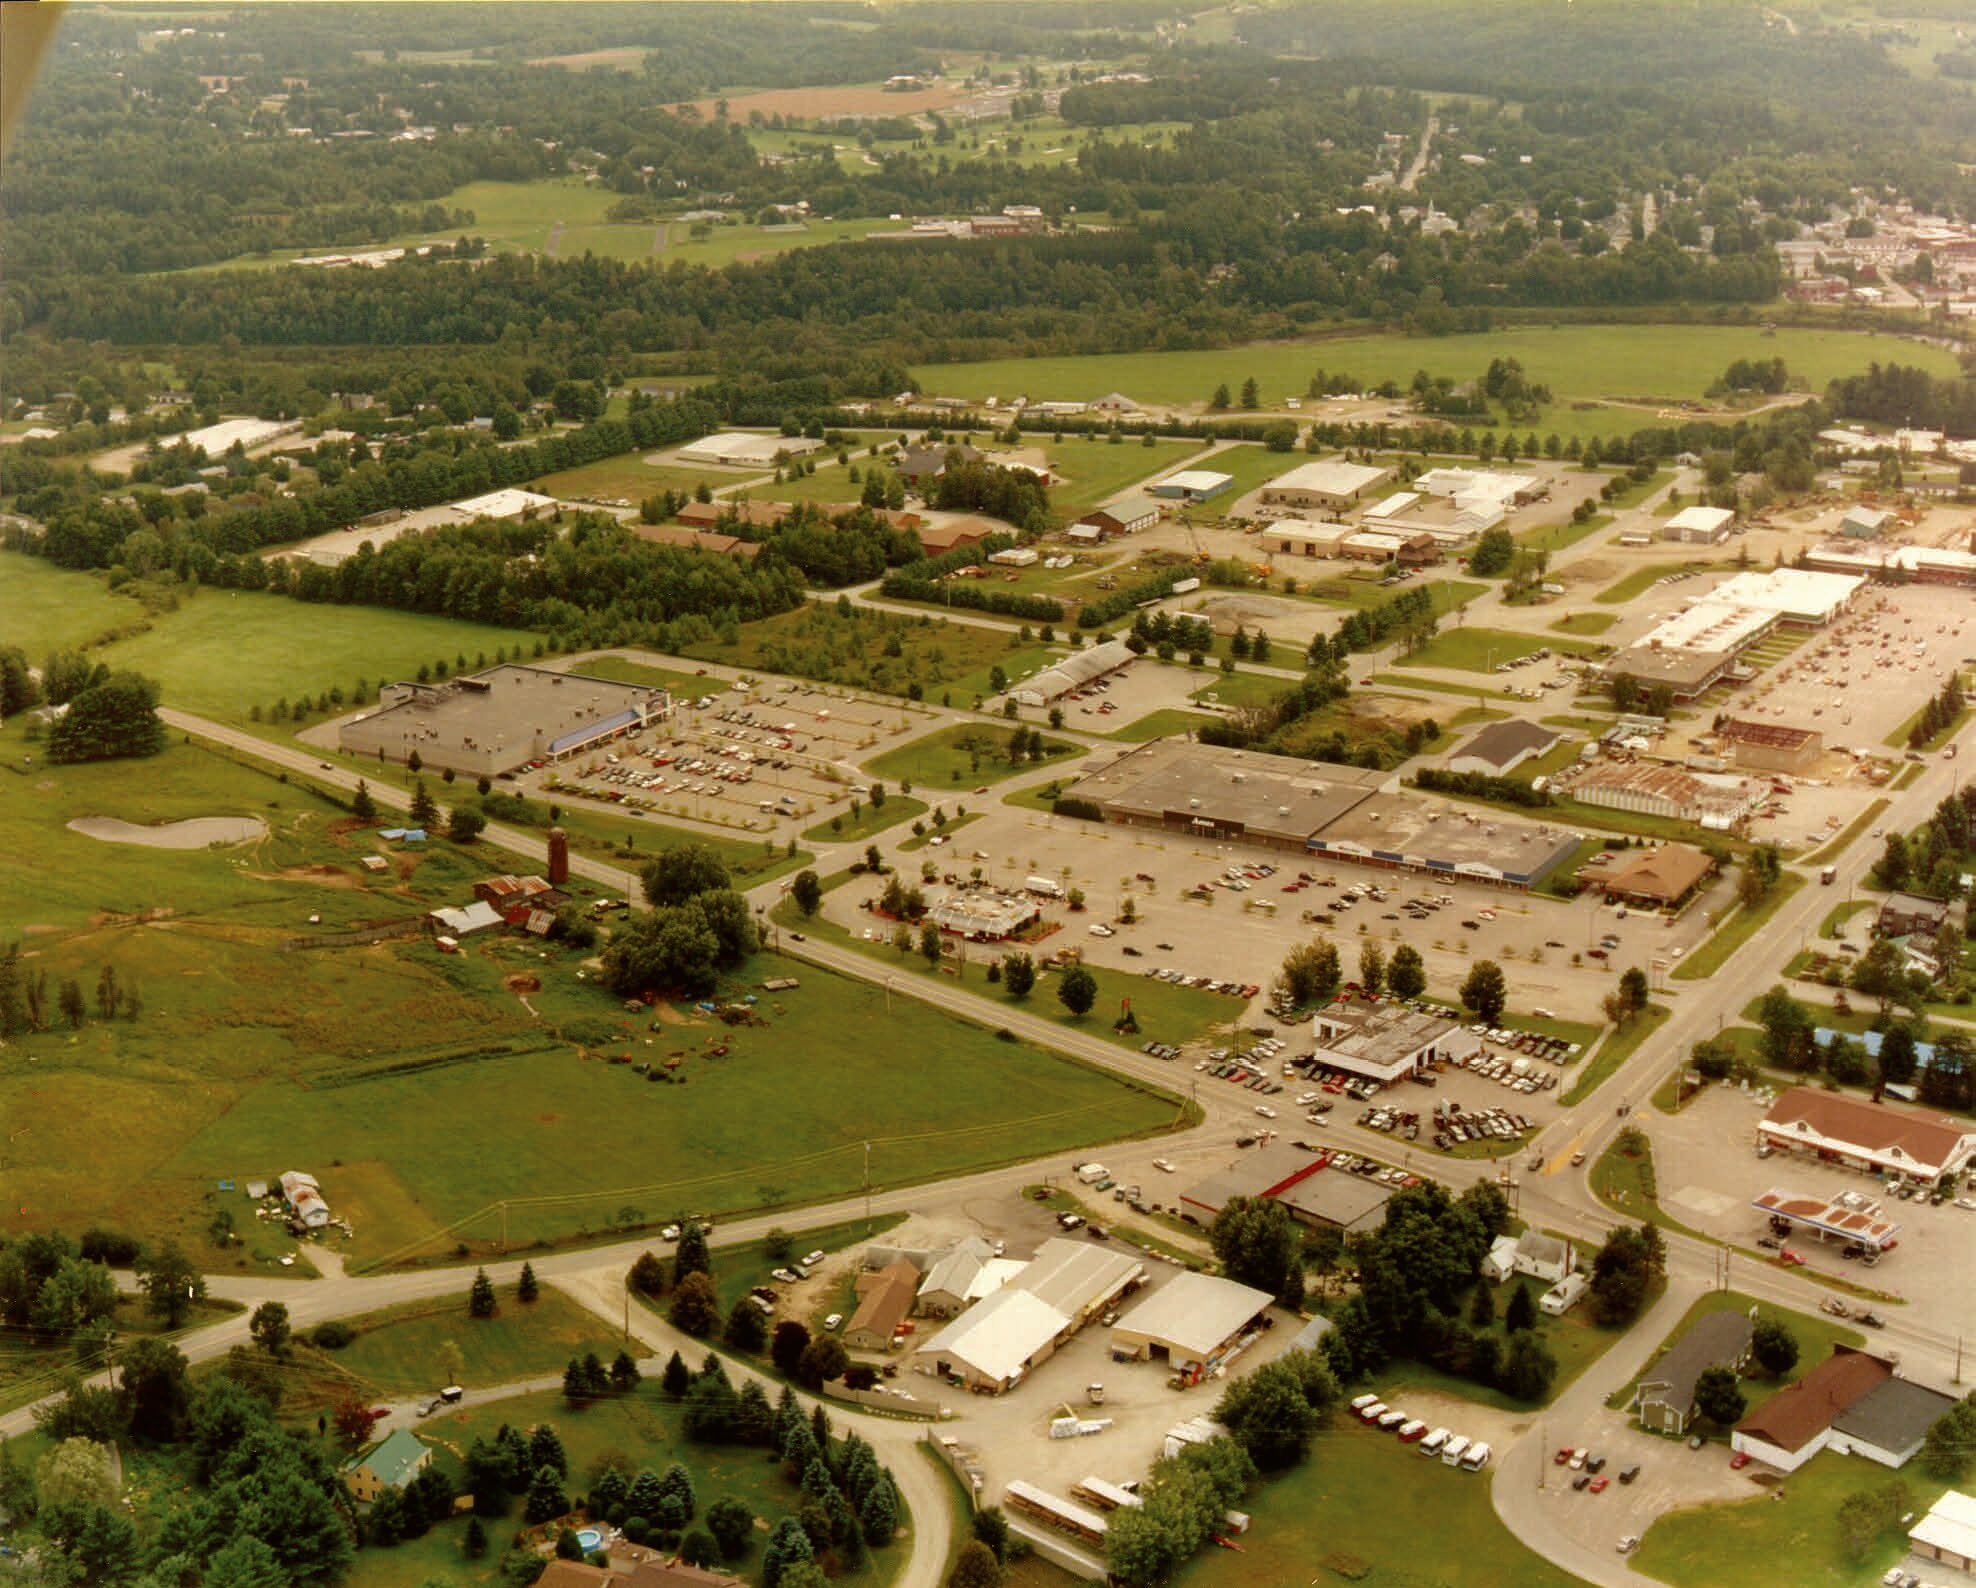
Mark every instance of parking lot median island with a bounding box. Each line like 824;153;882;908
1673;873;1806;981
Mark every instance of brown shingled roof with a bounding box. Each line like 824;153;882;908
1736;1348;1892;1454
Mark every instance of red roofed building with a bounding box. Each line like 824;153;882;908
1758;1086;1976;1182
1732;1347;1895;1472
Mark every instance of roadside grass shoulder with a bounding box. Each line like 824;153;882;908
1560;1005;1668;1107
1390;626;1600;675
863;722;1080;789
801;796;927;843
1672;873;1806;981
1172;1409;1581;1588
1596;560;1730;606
1548;610;1618;637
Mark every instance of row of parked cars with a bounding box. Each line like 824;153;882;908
1143;967;1263;998
1434;1102;1536;1148
1556;1444;1641;1495
1351;1394;1490;1469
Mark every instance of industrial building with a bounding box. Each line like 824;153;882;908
1108;1272;1273;1371
675;431;825;468
1304;792;1581;891
1602;600;1777;702
1446;719;1561;776
1259;520;1349;558
1411;467;1543;509
1148;469;1234;504
1009;639;1137;705
1339;529;1440;565
1070;496;1159;540
338;664;672;778
1805;542;1976;587
1758;1086;1976;1182
1311;1000;1483;1086
1714;718;1823;773
1841;505;1893;538
1708;567;1864;626
1257;459;1394;513
1178;1142;1395;1235
1662;505;1736;544
1570;762;1766;829
1059;739;1386;852
451;487;564;521
913;1238;1145;1393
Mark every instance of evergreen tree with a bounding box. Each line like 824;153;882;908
1504;1279;1537;1333
350;780;376;821
859;1476;899;1546
529;1422;568;1477
762;1517;814;1588
627;1467;666;1521
610;1350;641;1393
516;1262;539;1303
463;1517;488;1559
658;1462;697;1521
661;1350;692;1398
524;1464;568;1524
408;777;439;829
467;1267;496;1318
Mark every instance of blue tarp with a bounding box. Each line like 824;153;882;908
1813;1027;1955;1072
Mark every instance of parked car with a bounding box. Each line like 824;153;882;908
1730;1451;1752;1470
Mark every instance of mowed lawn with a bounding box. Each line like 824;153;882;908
81;581;533;721
0;553;145;655
863;723;1083;789
323;1284;624;1394
913;325;1962;418
1391;625;1601;673
1041;437;1213;517
1176;1415;1581;1588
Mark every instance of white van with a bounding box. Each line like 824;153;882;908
1440;1435;1470;1467
1461;1442;1491;1472
1418;1427;1449;1457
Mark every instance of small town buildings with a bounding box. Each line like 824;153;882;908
844;1258;922;1350
1178;1142;1394;1235
1662;505;1736;544
1092;392;1140;413
1108;1272;1272;1370
1634;1310;1754;1435
1009;639;1136;705
1259;521;1349;558
1804;541;1976;587
1575;844;1716;909
1480;1229;1575;1286
473;875;556;911
428;901;505;937
1571;763;1766;829
913;1239;1144;1393
1070;496;1159;539
1708;568;1864;627
915;517;998;555
1757;1086;1976;1182
894;442;984;483
1340;529;1439;565
1715;718;1823;773
1910;1490;1976;1573
343;1428;431;1503
1841;505;1893;539
1733;1348;1952;1473
279;1170;332;1229
1258;459;1394;513
916;1237;1000;1318
926;889;1041;942
1149;470;1234;504
1311;1001;1483;1086
987;546;1040;567
1877;891;1951;939
629;525;763;559
676;432;825;469
1447;719;1561;777
675;500;786;530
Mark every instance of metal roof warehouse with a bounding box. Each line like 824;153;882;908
1306;792;1581;891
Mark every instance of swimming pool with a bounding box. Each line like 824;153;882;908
575;1528;603;1553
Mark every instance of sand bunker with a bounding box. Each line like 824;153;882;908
68;816;267;849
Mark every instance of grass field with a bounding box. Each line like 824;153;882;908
336;1384;907;1588
556;654;716;698
1039;436;1211;518
1301;574;1488;616
1;720;1176;1264
1177;1412;1581;1588
0;554;148;656
324;1283;624;1394
1103;707;1221;742
529;455;746;503
1597;560;1733;605
1391;626;1600;674
40;573;534;724
913;326;1961;435
1636;1446;1948;1588
863;723;1081;789
1550;610;1619;636
175;179;898;274
676;604;1054;706
801;795;928;843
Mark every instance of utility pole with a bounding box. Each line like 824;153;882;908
863;1141;872;1226
500;1201;508;1254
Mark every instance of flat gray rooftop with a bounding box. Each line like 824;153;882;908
1065;739;1387;845
1311;793;1580;886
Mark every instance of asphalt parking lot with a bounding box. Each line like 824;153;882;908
1641;1085;1976;1341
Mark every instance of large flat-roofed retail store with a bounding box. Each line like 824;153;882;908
338;665;671;778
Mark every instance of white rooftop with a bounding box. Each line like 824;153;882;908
1412;467;1537;504
1161;469;1233;492
1015;1238;1144;1317
181;417;298;454
1265;459;1389;496
1635;599;1776;655
1666;505;1734;534
1112;1271;1272;1358
1910;1489;1976;1564
451;488;560;520
1709;567;1864;621
915;1285;1066;1384
1363;490;1421;519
